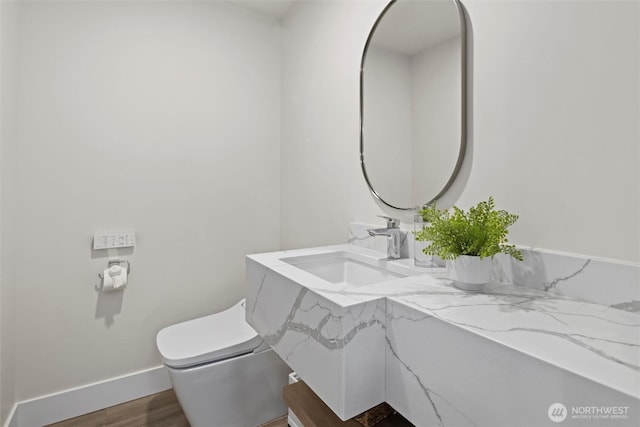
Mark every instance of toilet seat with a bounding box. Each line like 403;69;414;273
156;299;264;369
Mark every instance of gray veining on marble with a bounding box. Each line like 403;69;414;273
611;300;640;313
260;287;386;352
385;297;640;427
384;304;479;427
493;249;639;307
542;259;591;291
247;243;640;426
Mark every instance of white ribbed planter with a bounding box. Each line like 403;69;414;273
446;255;493;291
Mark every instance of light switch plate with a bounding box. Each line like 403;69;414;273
93;232;136;250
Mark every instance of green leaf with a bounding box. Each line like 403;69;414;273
415;196;523;261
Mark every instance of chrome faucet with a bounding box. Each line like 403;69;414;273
368;216;402;259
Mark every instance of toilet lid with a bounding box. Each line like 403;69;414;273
156;299;264;368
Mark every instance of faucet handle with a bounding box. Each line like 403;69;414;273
377;215;400;229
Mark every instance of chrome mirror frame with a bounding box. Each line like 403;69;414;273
359;0;469;210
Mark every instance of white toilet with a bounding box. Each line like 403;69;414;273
156;299;291;427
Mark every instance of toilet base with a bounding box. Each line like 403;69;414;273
167;348;291;427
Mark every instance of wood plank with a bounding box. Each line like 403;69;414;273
47;389;189;427
283;381;415;427
47;408;107;427
374;413;415;427
259;416;288;427
283;381;362;427
48;389;287;427
47;383;412;427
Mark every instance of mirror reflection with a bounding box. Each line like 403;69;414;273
361;0;466;209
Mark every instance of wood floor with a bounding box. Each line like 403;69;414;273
46;389;287;427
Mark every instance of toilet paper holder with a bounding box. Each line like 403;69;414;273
98;259;131;279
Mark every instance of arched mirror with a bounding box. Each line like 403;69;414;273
360;0;468;210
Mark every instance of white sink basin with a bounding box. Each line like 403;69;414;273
281;251;406;286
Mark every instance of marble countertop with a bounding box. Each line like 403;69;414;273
248;244;640;401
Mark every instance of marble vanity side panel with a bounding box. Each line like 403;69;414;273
246;257;299;334
246;257;347;416
267;294;387;420
247;257;387;420
342;297;387;418
385;300;639;427
493;250;640;309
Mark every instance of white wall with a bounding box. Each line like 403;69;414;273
12;0;281;401
281;0;639;263
280;0;388;249
0;0;19;422
458;0;639;262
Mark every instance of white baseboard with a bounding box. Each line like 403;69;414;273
4;366;171;427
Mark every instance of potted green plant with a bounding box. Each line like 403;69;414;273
415;197;523;291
